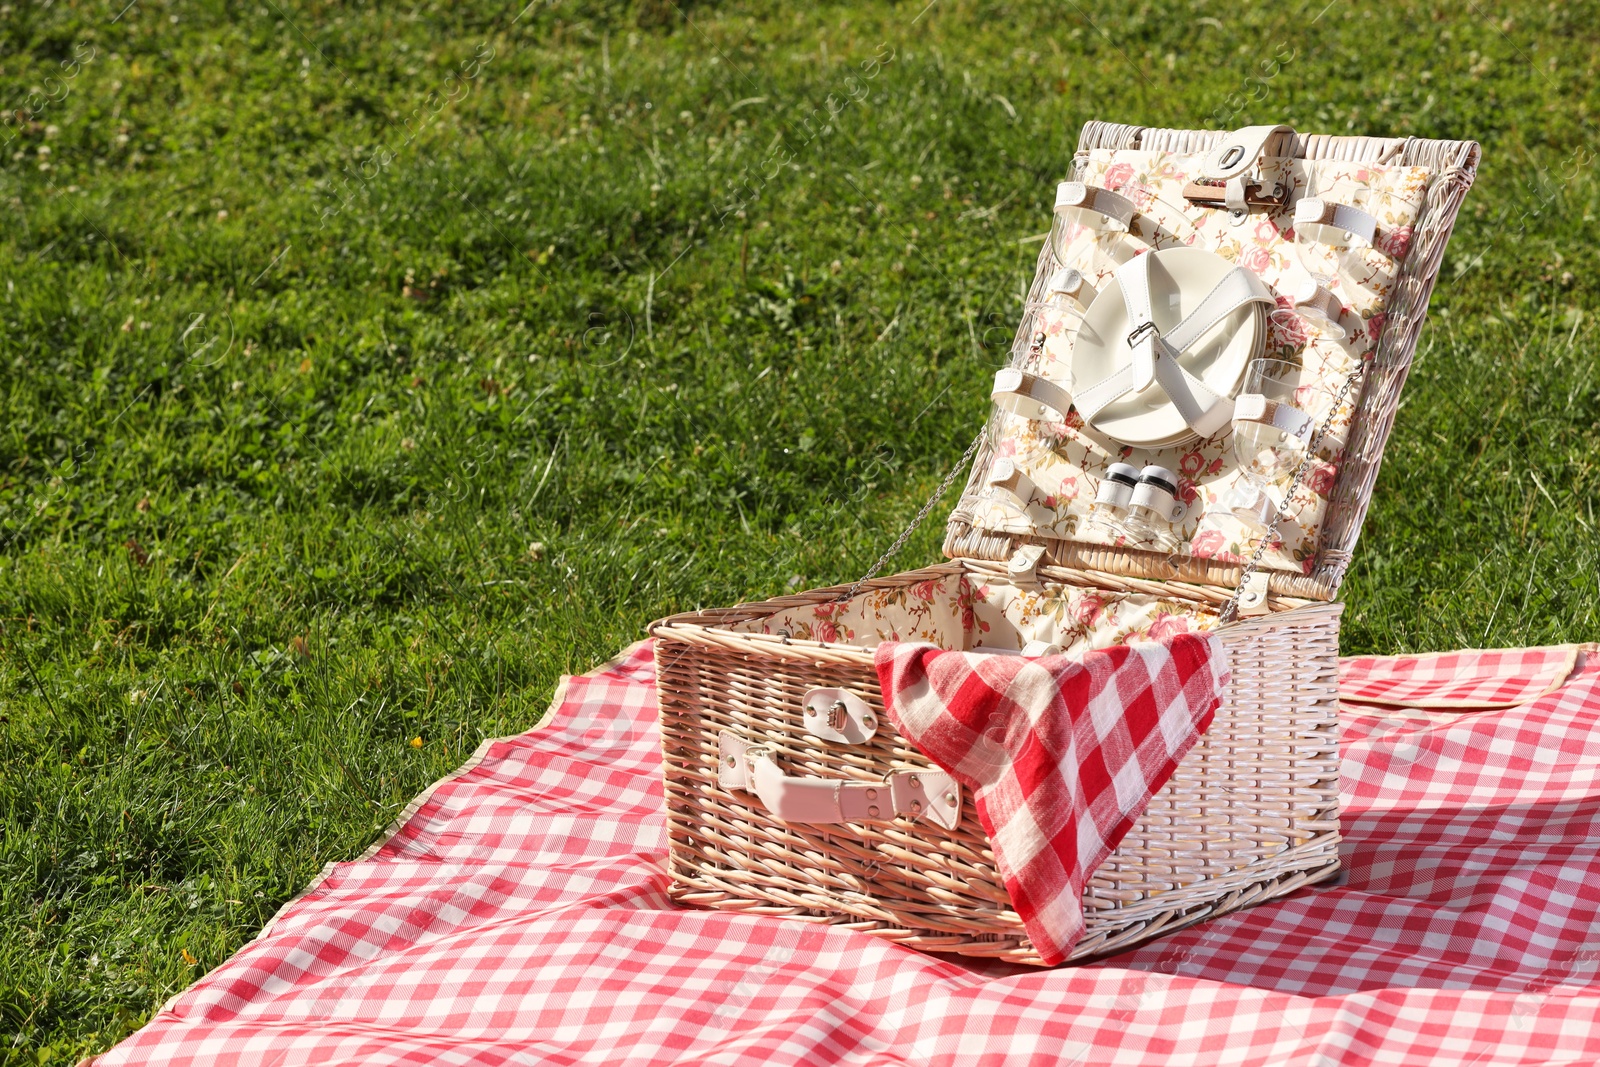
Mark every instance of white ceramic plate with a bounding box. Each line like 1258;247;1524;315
1070;247;1265;447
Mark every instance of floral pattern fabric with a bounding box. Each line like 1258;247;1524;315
729;572;1216;657
964;150;1433;576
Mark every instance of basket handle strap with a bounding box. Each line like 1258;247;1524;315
718;730;963;831
1201;124;1295;181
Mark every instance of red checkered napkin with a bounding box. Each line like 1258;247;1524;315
873;633;1228;965
1340;645;1583;709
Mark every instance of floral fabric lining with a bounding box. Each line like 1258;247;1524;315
962;150;1432;576
728;573;1216;657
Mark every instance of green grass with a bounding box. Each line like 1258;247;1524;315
1;0;1598;1059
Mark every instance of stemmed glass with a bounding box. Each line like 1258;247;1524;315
1290;172;1377;338
1221;358;1321;532
982;271;1088;526
1274;278;1346;344
990;266;1085;425
1047;181;1143;281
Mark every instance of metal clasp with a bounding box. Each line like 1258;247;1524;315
742;744;773;779
1126;320;1161;349
828;700;849;732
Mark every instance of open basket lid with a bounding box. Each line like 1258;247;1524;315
943;122;1480;603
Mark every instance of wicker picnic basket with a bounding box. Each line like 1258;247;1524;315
652;122;1479;965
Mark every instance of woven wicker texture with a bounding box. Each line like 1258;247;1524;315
655;563;1342;965
653;122;1477;965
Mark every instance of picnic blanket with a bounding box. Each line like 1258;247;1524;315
874;635;1228;964
88;641;1600;1067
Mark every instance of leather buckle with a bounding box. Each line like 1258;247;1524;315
1126;320;1161;349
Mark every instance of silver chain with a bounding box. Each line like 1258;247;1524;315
835;428;988;604
1219;361;1368;623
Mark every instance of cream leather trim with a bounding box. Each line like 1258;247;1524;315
718;731;962;831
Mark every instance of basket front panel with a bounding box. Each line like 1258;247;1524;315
654;571;1345;965
655;636;1025;947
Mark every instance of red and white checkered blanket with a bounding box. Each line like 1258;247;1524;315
90;641;1600;1067
874;635;1228;964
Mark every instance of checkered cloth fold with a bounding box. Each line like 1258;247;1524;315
873;634;1229;965
1339;645;1581;708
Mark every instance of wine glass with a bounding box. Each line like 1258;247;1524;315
1047;181;1143;281
1275;273;1347;343
990;267;1086;424
1222;358;1320;532
1291;172;1377;335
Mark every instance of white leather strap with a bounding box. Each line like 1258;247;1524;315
1224;175;1249;215
1074;352;1236;440
986;456;1019;489
1149;348;1236;439
718;731;962;831
1293;197;1378;246
1115;250;1161;393
1046;267;1093;301
1284;275;1343;324
1232;393;1316;444
1075;254;1268;439
1237;570;1271;618
1055;181;1136;232
1201;124;1295;181
1073;363;1136;424
992;367;1074;420
1163;266;1277;354
1007;544;1047;583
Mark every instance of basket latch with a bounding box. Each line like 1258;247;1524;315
801;688;878;743
1184;124;1295;220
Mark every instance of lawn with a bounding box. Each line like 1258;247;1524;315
2;0;1598;1059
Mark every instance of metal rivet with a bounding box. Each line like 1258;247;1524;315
865;788;878;800
867;805;880;818
863;715;875;728
910;775;920;787
911;801;922;814
944;793;957;807
725;756;736;767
